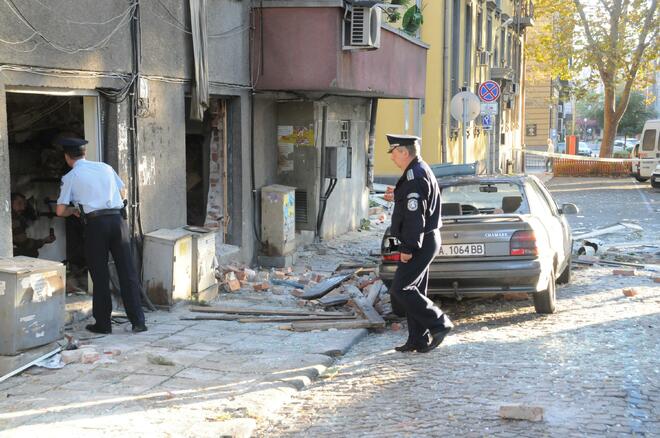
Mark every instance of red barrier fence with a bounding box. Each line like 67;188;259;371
552;158;632;177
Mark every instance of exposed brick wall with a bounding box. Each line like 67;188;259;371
204;99;226;242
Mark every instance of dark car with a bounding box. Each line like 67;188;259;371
379;175;578;314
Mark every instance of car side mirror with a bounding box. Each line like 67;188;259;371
560;203;579;215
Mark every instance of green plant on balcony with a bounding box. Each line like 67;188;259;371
383;0;411;23
402;3;424;35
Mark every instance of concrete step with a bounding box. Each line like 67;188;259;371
65;294;93;326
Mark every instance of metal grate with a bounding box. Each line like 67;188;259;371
350;7;367;45
295;190;308;225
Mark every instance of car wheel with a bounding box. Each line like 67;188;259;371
635;175;649;182
557;254;572;284
534;270;556;314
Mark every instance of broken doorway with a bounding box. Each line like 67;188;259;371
5;88;101;292
185;97;231;243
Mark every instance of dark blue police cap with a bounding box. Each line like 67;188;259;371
55;137;88;155
386;134;420;153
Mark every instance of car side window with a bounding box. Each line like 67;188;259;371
533;180;559;215
642;129;656;152
525;182;553;217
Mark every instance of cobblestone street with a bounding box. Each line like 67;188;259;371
259;177;660;437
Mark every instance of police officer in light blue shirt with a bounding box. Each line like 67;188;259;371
55;137;147;334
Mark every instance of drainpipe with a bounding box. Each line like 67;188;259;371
315;105;328;241
367;98;378;191
441;0;452;163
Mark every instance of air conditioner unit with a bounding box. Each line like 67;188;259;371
344;6;381;50
479;51;491;65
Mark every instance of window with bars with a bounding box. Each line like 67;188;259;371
340;120;352;178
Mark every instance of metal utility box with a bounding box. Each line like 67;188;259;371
325;146;349;178
183;227;218;295
143;228;192;307
261;185;296;256
0;257;66;356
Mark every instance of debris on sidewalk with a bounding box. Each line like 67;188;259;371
612;269;635;276
499;405;544;422
622;288;638;297
147;354;175;366
573;222;643;240
189;305;353;318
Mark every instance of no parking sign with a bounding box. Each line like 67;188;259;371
478;80;501;103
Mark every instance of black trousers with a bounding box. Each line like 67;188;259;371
390;229;451;343
85;214;145;330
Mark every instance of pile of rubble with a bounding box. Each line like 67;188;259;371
206;263;394;332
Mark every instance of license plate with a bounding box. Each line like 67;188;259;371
438;244;485;257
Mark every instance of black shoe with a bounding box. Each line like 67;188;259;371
85;324;111;334
395;342;417;352
132;324;148;333
417;327;452;353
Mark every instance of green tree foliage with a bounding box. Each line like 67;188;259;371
576;90;658;137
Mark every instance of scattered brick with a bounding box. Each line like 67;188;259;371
654;277;660;283
225;279;241;292
253;282;269;291
622;288;638;297
81;351;101;364
391;322;402;331
612;269;635;276
499;405;544;422
61;350;83;364
290;289;305;297
235;271;248;281
502;293;529;301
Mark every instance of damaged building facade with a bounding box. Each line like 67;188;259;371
0;0;427;276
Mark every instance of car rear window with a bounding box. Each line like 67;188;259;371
642;129;656;151
441;182;529;215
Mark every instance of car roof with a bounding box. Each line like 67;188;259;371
437;174;531;187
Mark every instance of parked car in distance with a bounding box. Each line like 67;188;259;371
554;141;592;156
379;175;578;315
577;141;593;157
651;164;660;189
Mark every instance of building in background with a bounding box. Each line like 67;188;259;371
374;0;533;181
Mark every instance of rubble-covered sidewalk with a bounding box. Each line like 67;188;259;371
0;212;392;437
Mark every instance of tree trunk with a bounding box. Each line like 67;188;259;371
600;87;617;157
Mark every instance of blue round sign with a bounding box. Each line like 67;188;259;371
478;80;501;103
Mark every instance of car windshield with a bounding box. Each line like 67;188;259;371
441;182;529;215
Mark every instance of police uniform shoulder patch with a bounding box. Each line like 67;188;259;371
406;169;414;181
407;192;420;199
407;198;418;211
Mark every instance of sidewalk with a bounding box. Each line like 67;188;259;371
0;220;388;437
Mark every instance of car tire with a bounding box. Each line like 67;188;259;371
534;270;556;314
635;175;649;182
557;255;572;284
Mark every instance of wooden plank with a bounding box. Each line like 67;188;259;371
180;315;242;321
345;285;385;327
238;314;357;323
279;319;382;332
189;305;353;317
318;293;350;307
365;280;384;306
299;274;351;300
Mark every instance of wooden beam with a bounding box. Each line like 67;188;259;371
189;305;353;317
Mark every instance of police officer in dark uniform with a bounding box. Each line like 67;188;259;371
55;137;147;334
384;134;453;353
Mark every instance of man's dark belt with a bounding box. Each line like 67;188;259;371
86;208;122;219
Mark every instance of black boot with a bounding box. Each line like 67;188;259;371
85;324;111;334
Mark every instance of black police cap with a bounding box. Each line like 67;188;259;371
55;137;88;154
386;134;420;153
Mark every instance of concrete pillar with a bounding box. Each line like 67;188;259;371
0;83;11;257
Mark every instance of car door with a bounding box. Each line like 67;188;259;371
533;180;571;269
